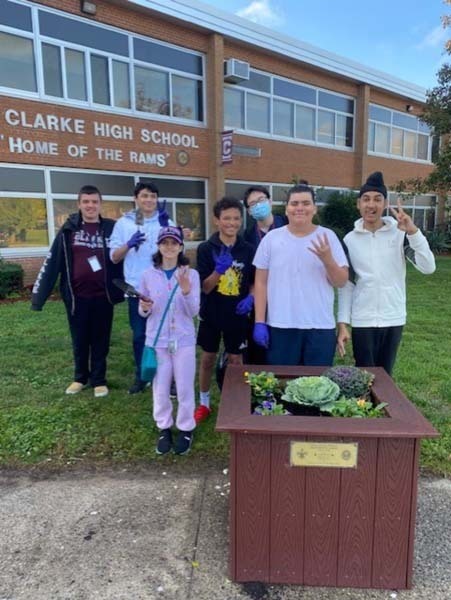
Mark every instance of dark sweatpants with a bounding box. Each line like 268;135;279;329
351;326;403;376
67;295;114;387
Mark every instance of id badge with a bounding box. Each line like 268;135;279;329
168;340;177;355
87;255;102;272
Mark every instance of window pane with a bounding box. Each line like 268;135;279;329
139;178;206;199
318;110;334;144
368;121;375;152
42;43;63;97
238;71;271;93
374;123;390;154
0;0;32;31
393;112;417;131
274;79;316;105
0;167;45;192
53;199;133;230
112;60;130;108
225;182;250;200
319;91;354;114
0;198;48;248
0;32;36;91
91;54;110;105
133;38;202;75
50;171;134;195
295;105;314;140
224;88;244;129
247;94;270;132
391;127;403;156
172;75;201;121
418;120;431;134
39;11;128;56
175;203;206;241
272;185;291;202
134;66;169;114
413;208;425;229
65;48;86;101
336;114;353;147
273;99;293;137
404;131;416;158
369;105;391;123
417;134;429;160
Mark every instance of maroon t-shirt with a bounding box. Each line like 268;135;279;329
71;222;106;298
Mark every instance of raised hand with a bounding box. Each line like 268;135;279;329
308;233;333;264
157;199;170;227
390;199;417;234
235;294;254;315
176;265;191;295
213;246;233;275
127;230;146;250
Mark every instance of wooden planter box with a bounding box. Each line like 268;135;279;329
216;365;438;590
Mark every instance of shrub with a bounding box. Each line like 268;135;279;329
318;190;360;239
0;258;24;299
425;229;451;255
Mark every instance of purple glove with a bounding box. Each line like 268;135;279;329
235;294;254;315
213;246;233;275
157;199;170;227
253;322;269;348
127;230;146;250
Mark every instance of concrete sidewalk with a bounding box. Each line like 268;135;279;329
0;463;449;600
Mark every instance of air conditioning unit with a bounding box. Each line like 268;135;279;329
224;58;250;83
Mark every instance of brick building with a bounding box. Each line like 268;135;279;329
0;0;440;283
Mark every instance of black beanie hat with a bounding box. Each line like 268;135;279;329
359;171;387;198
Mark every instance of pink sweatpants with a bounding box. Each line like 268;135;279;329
152;345;196;432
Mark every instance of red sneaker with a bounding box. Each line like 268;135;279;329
194;405;211;424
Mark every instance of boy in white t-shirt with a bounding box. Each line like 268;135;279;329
253;182;348;365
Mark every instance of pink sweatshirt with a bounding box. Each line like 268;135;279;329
138;266;200;348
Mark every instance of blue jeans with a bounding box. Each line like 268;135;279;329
266;327;336;366
128;297;147;381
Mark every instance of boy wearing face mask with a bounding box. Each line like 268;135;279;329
240;186;287;364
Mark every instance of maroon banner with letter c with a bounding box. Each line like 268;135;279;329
221;130;233;164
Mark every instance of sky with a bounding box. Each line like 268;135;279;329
199;0;449;91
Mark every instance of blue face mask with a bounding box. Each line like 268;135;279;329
249;200;271;221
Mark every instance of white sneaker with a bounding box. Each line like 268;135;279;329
94;385;109;398
65;382;86;395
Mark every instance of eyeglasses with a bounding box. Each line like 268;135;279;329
248;196;269;208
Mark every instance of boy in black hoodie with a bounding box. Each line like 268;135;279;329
194;196;254;423
31;185;124;398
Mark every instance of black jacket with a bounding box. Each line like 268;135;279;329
196;232;254;323
31;212;124;313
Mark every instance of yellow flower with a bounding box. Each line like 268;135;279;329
356;399;366;408
244;371;249;377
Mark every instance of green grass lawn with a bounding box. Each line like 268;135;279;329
0;257;450;475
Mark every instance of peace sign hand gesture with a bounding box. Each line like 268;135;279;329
390;199;417;235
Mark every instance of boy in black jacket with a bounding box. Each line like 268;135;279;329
195;197;254;423
31;185;124;398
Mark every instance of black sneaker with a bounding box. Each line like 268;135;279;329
174;430;193;455
128;379;147;394
156;429;172;455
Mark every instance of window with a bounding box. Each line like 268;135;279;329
0;31;36;91
0;198;48;248
368;104;432;162
224;68;354;149
0;2;204;123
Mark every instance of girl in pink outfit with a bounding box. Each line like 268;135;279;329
138;226;200;455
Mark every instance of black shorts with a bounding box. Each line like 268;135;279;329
197;317;248;355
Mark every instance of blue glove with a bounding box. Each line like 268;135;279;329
213;246;233;275
253;322;269;348
127;230;146;250
235;294;254;315
157;199;170;227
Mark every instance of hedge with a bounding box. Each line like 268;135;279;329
0;260;24;299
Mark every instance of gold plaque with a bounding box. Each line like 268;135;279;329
177;150;190;166
290;441;358;468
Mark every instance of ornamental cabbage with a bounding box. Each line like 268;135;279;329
281;376;340;411
322;366;374;399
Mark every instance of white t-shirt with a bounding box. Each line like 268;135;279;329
253;225;348;329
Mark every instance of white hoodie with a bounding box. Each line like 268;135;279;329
337;217;435;327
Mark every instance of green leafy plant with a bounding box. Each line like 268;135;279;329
327;397;388;418
244;371;282;398
0;258;24;299
281;376;340;412
322;366;374;399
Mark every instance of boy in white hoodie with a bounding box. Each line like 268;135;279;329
337;171;435;376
